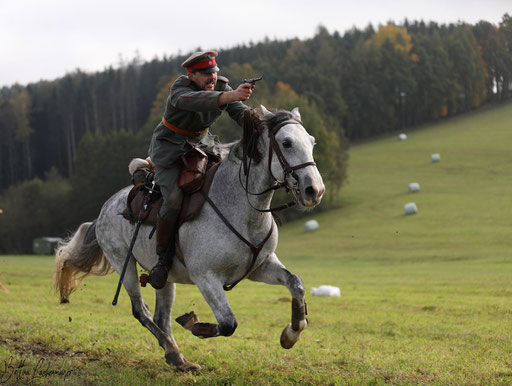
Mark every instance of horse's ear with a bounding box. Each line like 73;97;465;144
260;105;273;118
291;107;301;120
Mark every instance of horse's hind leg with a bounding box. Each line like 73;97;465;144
248;253;307;349
116;257;200;371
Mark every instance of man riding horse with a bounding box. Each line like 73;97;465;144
147;50;255;289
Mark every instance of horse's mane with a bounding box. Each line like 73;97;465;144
230;108;296;164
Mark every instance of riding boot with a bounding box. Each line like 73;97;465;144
148;215;177;289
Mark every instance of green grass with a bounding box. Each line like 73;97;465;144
1;101;512;384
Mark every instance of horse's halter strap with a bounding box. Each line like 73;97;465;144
267;119;317;186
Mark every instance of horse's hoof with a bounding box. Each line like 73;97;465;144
166;352;200;371
280;323;299;349
176;362;201;372
191;322;219;338
175;311;199;331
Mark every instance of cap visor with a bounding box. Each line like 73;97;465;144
195;65;220;74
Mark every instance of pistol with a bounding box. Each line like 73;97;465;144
243;76;263;88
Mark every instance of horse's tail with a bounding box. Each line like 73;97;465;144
53;220;112;304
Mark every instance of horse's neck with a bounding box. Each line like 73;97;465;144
243;160;275;205
215;156;275;221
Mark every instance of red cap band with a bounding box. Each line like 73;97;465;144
187;57;217;72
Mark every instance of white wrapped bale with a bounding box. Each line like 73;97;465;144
304;219;319;233
398;133;407;141
404;202;418;215
310;285;341;297
431;153;441;163
408;182;420;193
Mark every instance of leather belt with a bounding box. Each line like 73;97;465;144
162;117;208;137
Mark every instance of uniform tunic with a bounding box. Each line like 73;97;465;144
148;75;249;221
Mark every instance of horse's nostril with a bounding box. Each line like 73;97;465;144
305;186;316;197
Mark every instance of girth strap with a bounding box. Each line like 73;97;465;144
200;190;274;291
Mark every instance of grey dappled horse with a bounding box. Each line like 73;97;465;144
54;106;325;371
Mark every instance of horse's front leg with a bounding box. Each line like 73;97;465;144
178;274;238;338
154;281;175;336
248;253;307;349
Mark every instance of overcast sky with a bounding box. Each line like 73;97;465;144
1;0;510;87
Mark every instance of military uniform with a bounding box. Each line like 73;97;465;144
150;76;246;170
147;50;250;289
149;74;248;220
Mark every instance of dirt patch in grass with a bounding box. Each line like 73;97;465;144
0;336;91;360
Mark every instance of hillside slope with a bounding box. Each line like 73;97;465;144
278;101;512;262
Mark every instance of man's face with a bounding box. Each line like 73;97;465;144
188;71;217;91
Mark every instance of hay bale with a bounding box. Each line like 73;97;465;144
310;285;340;297
408;182;420;193
398;133;407;141
404;202;418;215
431;153;441;163
304;220;319;233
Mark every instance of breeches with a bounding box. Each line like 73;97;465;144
154;165;183;223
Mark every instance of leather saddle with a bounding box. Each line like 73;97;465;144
121;156;220;228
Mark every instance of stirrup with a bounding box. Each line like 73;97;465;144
148;261;169;289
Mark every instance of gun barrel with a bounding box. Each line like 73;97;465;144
243;76;263;84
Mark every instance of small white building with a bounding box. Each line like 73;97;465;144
33;237;62;255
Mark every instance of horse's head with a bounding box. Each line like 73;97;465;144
258;105;325;208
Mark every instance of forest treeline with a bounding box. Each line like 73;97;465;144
1;15;511;253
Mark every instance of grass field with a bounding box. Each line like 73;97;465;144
1;101;512;384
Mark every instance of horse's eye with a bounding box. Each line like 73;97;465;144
282;140;292;148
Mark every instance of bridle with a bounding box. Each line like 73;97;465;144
240;118;316;213
267;119;317;186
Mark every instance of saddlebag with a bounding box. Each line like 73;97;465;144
178;146;208;194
